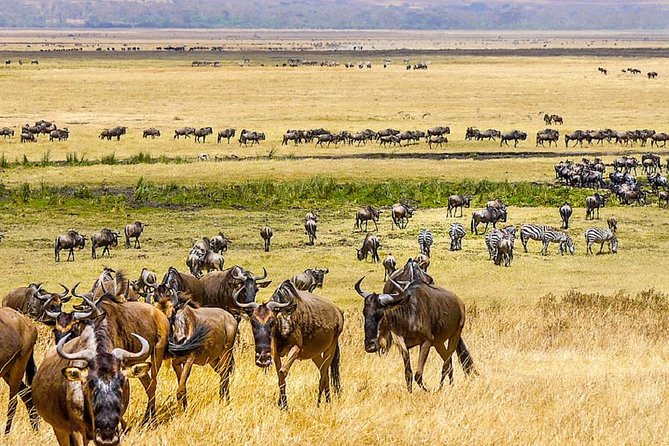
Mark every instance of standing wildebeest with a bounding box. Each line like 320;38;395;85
239;129;265;146
495;238;514;266
607;216;618;233
391;203;414;229
585;193;607;219
130;268;158;301
3;283;70;322
260;226;273;252
217;128;236;144
125;221;146;248
194;127;213;143
447;194;471;217
142;128;161;138
413;253;430;272
428;135;447;149
560;202;572;229
33;317;152;446
155;290;237;408
174;127;196;139
648;71;658;79
49;128;69;141
500;130;527;147
305;219;317;245
427;126;450;138
99;126;126;141
0;127;14;138
90;228;120;259
0;307;39;434
355;276;476;392
357;233;380;262
55;230;86;262
476;129;502;141
159;267;206;303
355;206;381;232
234;280;344;408
20;132;36;143
470;206;507;235
291;268;329;292
210;232;232;253
197;266;271;318
383;254;397;281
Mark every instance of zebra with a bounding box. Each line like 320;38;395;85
541;230;575;256
449;222;466;251
418;229;433;257
559;203;572;229
584;228;618;255
519;224;556;253
485;225;515;260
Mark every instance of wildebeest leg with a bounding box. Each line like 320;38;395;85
399;342;413;393
273;355;288;409
4;372;22;434
373;220;378;232
216;349;234;402
68;248;75;261
414;340;432;391
176;357;194;409
434;342;454;388
138;371;157;424
312;354;330;405
53;429;71;446
276;345;301;408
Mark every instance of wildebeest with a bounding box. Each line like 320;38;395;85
357;233;380;262
194;127;213;143
607;217;618;233
99;126;126;141
495;238;514;266
187;239;224;277
210;232;232;253
391;203;414;229
55;230;86;262
155;290;237;408
217;128;236;144
33;316;152;446
0;307;39;434
234;280;343;408
500;130;527;147
158;267;205;303
90;228;120;259
142;127;161;138
476;129;502;141
260;226;273;252
291;268;329;292
413;253;430;272
559;202;572;229
239;129;265;146
20;132;36;143
130;268;158;301
585;193;607;219
648;71;658;79
447;194;471;217
43;285;97;343
0;127;14;138
427;126;450;137
536;128;559;147
197;266;271;318
3;283;70;322
355;274;476;392
305;219;317;245
428;135;447;149
383;253;397;281
355;206;381;232
49;128;69;141
124;221;146;249
470;206;507;235
174;127;196;139
659;191;669;207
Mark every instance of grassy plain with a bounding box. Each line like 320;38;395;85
1;43;669;445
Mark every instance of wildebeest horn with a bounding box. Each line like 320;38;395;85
231;267;246;281
390;279;411;294
111;333;150;362
56;333;96;362
43;297;61;319
58;283;70;299
254;267;268;280
72;286;99;314
267;299;291;312
232;286;258;311
170;288;179;306
354;277;372;299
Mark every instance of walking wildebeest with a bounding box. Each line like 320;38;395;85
447;194;471;217
357;233;380;262
194;127;213;143
500;130;527;147
125;221;146;249
55;230;86;262
217;128;236;144
196;266;271;318
142;128;161;138
560;202;572;229
391;203;414;229
470;206;508;235
174;127;195;139
291;268;329;292
383;253;397;281
355;274;476;392
355;206;381;232
585;193;607;219
0;307;39;434
234;280;344;408
90;228;120;259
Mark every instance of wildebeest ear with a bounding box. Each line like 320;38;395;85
62;366;87;382
123;362;151;379
257;280;272;288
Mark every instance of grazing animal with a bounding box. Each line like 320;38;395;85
99;126;126;141
494;238;514;266
130;268;158;301
519;224;556;253
447;194;471;217
0;127;14;138
485;226;516;260
124;221;146;248
470;206;507;235
391;203;414;229
418;229;433;257
541;230;575;256
0;307;39;434
357;233;381;262
33;317;151;446
234;280;344;408
355;206;381;232
585;228;618;255
559;203;572;229
449;222;466;251
585;193;607;219
90;228;120;259
260;226;273;252
383;254;397;281
291;268;329;292
355;275;476;392
54;230;86;262
305;219;317;245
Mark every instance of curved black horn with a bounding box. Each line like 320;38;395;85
58;283;70;299
56;333;95;362
354;277;372;299
255;267;268;281
232;286;258;311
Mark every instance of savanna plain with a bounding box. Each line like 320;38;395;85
1;37;669;445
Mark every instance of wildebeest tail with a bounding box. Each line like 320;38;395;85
25;350;36;386
167;324;210;358
330;341;341;394
456;337;477;376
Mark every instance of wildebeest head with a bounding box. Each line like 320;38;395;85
44;284;97;343
355;277;411;353
309;268;329;289
31;282;71;322
230;266;271;304
57;321;150;446
233;282;292;368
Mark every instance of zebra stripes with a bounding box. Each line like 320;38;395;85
418;229;433;257
449;223;466;251
520;224;556;253
541;229;575;256
584;227;618;255
485;226;515;260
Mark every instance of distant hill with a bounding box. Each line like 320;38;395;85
1;0;669;30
